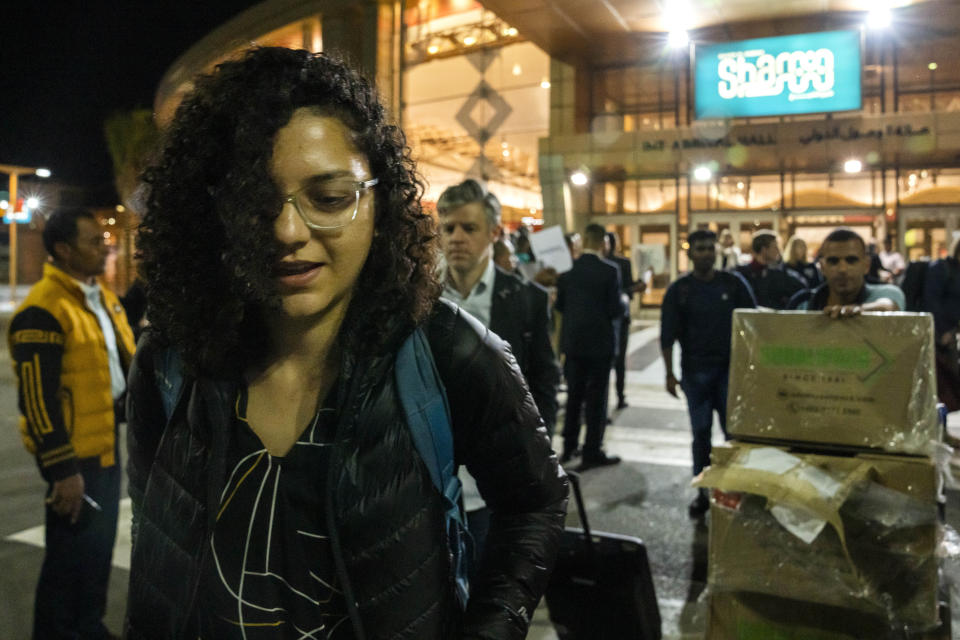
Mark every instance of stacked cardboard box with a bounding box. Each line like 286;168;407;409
699;310;944;638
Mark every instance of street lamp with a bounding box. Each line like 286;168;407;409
0;164;51;303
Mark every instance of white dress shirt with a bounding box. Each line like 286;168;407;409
441;257;496;327
78;280;126;400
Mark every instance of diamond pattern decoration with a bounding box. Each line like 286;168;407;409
464;49;496;74
467;155;501;181
455;79;512;146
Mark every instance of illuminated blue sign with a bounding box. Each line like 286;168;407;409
695;30;862;120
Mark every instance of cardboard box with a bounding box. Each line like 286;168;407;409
727;310;939;455
698;443;939;629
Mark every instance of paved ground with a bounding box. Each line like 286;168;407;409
0;310;958;639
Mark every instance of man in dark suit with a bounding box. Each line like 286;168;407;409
437;179;560;431
606;232;645;410
556;224;623;469
437;179;561;563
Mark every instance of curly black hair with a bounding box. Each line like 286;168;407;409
139;47;440;376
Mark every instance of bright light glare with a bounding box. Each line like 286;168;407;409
512;63;522;76
35;168;51;178
866;7;892;29
844;159;863;174
26;197;40;209
693;166;712;182
427;44;439;55
0;200;8;210
540;78;551;89
929;62;938;71
463;35;476;46
667;29;689;49
570;171;588;186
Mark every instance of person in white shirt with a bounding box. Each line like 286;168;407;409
714;228;742;271
879;236;906;282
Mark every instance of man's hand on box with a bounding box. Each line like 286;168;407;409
823;304;862;319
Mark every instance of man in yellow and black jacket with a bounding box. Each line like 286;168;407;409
9;206;135;640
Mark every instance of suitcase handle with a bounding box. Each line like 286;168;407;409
567;471;593;544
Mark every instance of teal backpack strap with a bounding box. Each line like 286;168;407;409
155;346;185;423
395;327;471;610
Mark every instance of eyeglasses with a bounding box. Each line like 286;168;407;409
281;177;379;231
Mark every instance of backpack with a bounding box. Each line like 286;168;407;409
900;260;930;312
154;327;471;610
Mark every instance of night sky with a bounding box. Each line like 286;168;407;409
1;1;262;202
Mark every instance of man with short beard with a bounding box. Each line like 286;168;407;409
788;227;904;315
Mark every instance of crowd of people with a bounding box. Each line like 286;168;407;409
8;46;960;638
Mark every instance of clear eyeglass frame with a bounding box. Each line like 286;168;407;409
282;177;379;231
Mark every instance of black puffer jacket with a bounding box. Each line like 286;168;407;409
125;301;569;639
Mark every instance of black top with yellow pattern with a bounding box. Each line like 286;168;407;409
198;386;353;639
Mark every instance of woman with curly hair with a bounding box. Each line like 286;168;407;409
125;47;567;639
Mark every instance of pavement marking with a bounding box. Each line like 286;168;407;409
5;497;133;571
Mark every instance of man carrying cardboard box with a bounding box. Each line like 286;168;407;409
788;228;904;315
660;230;757;516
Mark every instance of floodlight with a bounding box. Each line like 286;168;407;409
843;159;863;174
693;166;713;182
668;29;689;49
866;7;892;29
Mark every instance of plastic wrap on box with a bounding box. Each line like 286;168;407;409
706;591;946;640
697;443;940;630
727;309;939;455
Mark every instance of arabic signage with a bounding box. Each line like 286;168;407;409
636;122;931;153
695;30;862;120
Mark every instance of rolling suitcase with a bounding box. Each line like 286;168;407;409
545;471;662;639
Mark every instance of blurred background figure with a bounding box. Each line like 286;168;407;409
606;231;645;410
735;230;805;309
879;236;906;284
564;232;583;261
924;235;960;412
492;238;518;273
714;228;742;271
513;225;544;282
784;235;822;289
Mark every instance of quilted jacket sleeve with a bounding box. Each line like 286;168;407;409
125;331;168;544
8;307;76;480
427;300;569;640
